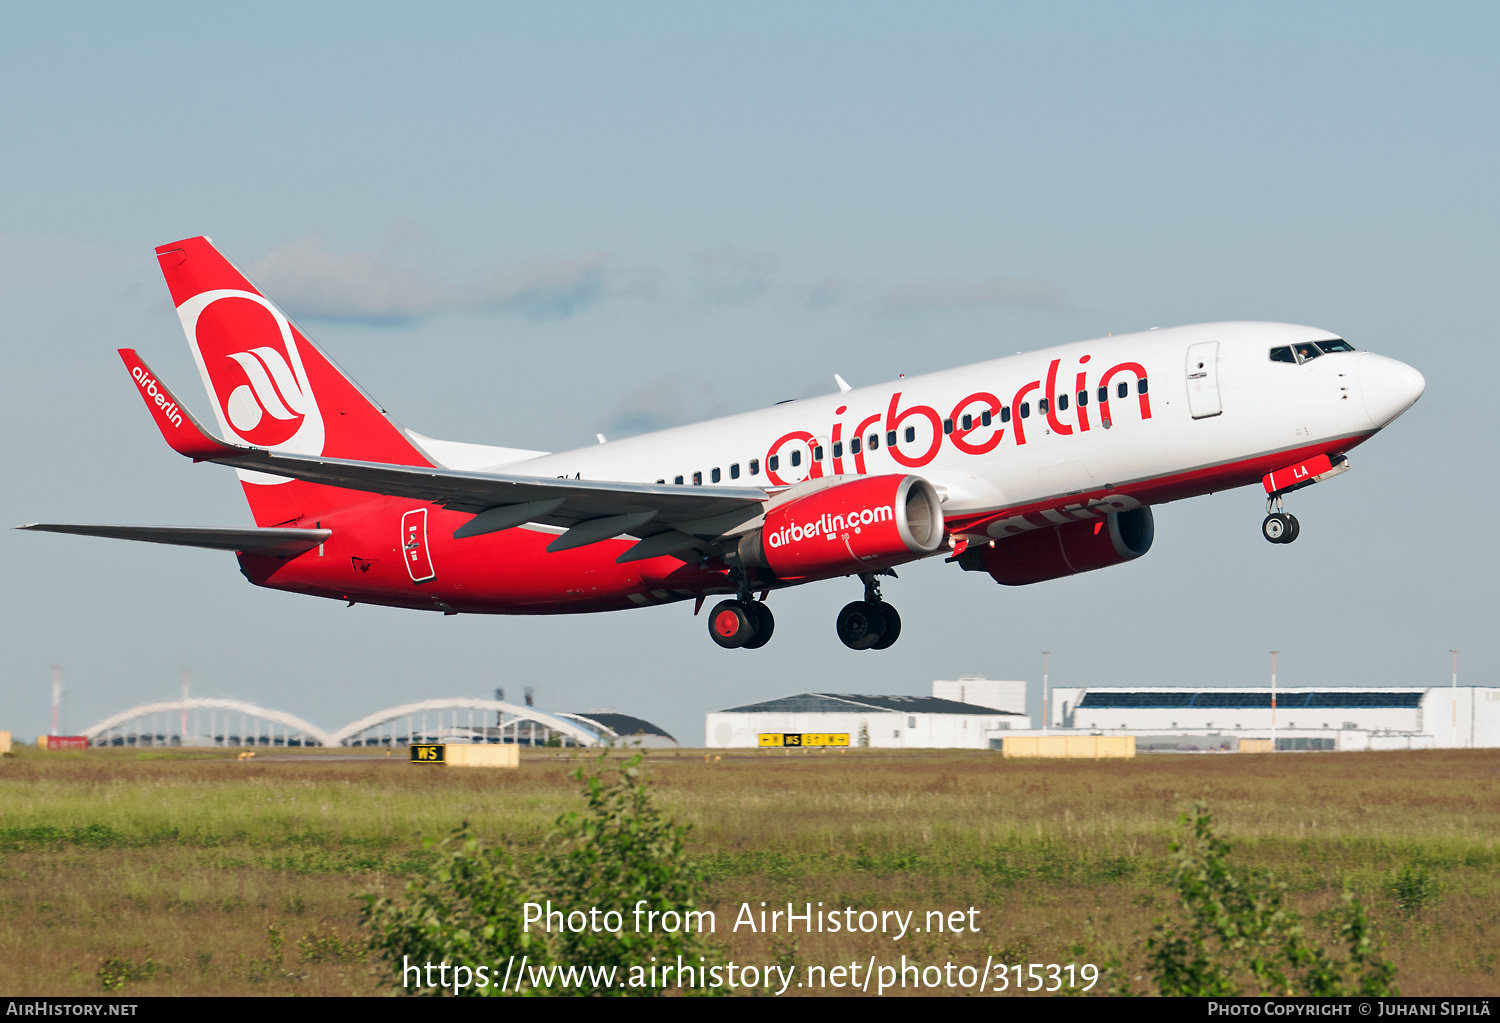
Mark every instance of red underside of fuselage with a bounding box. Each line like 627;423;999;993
237;432;1373;614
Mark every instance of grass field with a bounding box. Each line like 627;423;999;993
0;745;1495;996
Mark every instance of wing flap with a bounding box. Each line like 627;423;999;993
17;523;330;556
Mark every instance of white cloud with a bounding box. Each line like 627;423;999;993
247;227;615;325
883;275;1067;310
690;247;779;304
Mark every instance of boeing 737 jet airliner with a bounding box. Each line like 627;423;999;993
22;237;1425;650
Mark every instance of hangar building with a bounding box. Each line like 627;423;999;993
1049;686;1500;751
706;691;1030;749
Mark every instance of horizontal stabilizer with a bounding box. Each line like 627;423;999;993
17;523;330;556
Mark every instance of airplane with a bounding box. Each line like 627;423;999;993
21;236;1425;650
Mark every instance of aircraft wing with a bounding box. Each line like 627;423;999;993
119;349;769;559
17;523;330;556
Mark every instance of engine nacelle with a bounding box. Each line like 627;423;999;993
738;474;945;579
958;506;1154;585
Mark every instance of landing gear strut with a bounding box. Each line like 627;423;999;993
837;572;902;651
1261;496;1300;544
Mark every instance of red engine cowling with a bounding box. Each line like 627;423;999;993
959;506;1154;585
738;474;945;579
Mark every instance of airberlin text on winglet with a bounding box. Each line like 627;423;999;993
130;364;184;428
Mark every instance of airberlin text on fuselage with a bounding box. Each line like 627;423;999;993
131;366;184;428
764;355;1152;486
766;505;894;549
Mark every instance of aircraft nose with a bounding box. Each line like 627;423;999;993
1358;352;1425;428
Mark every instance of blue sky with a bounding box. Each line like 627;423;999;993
3;3;1496;743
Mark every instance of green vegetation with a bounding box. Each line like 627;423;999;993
1138;803;1396;996
363;754;719;995
0;746;1494;996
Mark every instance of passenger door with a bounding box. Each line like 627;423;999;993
1185;341;1222;419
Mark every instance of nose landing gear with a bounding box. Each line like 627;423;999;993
1262;497;1301;544
837;572;902;650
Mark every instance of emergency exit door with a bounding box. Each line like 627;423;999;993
1185;341;1222;419
401;508;436;583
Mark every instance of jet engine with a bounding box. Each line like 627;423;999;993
738;474;945;579
957;506;1154;585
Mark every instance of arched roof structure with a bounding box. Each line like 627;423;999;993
83;697;604;748
327;699;601;746
83;698;335;746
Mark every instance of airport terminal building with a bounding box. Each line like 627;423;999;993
706;688;1030;749
1048;686;1500;751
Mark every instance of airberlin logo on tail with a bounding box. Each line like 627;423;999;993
767;505;894;549
222;346;310;433
175;288;325;462
131;366;184;428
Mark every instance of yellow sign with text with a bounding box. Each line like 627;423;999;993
409;743;446;763
758;733;849;748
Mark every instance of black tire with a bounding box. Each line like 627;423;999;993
744;602;775;648
871;603;902;650
1262;513;1289;544
1284;514;1300;543
836;600;884;650
708;600;756;649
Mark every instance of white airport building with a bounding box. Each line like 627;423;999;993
1047;686;1500;751
706;679;1030;749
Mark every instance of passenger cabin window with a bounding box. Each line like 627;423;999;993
711;467;721;483
869;433;880;449
1317;339;1356;354
1019;402;1030;419
692;471;702;485
790;450;801;467
1000;406;1011;423
943;418;953;434
981;409;992;427
961;414;972;431
656;479;665;484
1098;386;1108;403
1058;393;1069;411
886;430;896;447
767;456;777;472
749;459;759;475
1077;390;1088;406
813;445;824;461
832;441;842;458
1138;378;1148;394
1038;397;1049;414
730;463;740;479
1269;346;1297;364
904;426;916;443
674;475;684;485
850;437;861;455
1117;382;1128;399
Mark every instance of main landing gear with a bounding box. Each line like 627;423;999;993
707;598;774;649
836;572;902;651
706;571;904;650
1261;497;1301;544
708;569;775;650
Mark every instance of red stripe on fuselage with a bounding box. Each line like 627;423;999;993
237;432;1373;614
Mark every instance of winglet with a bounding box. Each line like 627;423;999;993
118;349;241;461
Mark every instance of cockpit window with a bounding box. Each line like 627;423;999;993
1315;339;1356;354
1292;343;1323;364
1269;346;1297;364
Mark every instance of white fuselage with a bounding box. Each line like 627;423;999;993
467;322;1422;525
